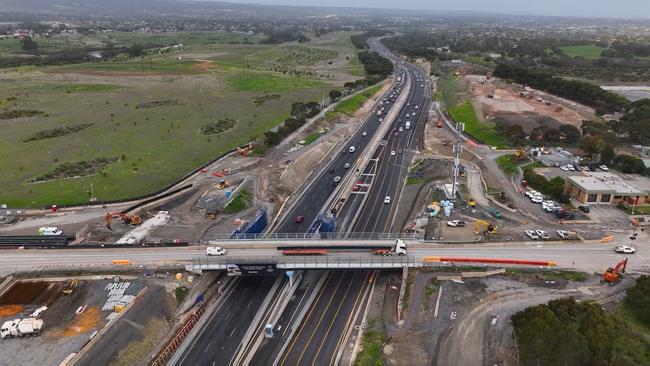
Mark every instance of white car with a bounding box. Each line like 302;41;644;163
615;245;635;254
525;230;539;240
38;227;63;236
415;105;419;109
391;150;396;156
536;230;551;240
399;127;403;132
557;230;574;239
560;165;569;171
531;196;543;204
348;146;356;153
447;220;466;227
206;247;227;256
525;190;540;198
378;118;383;122
344;163;351;169
384;196;391;204
362;131;367;137
567;164;576;171
599;165;609;171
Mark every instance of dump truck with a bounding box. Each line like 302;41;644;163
1;318;45;339
371;239;407;256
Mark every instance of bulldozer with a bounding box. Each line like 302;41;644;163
62;279;78;295
603;258;628;284
474;220;497;235
216;179;230;190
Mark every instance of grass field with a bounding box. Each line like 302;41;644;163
0;31;363;207
334;84;382;115
448;102;510;148
496;155;519;176
560;45;606;59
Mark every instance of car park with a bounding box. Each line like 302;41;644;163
525;230;539;240
384;196;391;204
447;220;466;227
615;245;636;254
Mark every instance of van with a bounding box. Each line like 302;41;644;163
206;247;227;256
38;227;62;236
348;146;356;153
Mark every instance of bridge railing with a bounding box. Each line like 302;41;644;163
205;232;421;241
189;254;420;269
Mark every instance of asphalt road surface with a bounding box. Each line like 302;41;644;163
174;276;277;366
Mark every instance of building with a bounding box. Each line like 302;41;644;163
565;172;649;205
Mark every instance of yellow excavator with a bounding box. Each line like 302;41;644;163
63;279;78;295
474;220;497;235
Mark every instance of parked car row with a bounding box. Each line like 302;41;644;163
524;189;578;219
525;229;577;241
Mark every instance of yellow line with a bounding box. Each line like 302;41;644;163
328;271;374;366
311;272;361;365
292;272;346;366
279;272;334;366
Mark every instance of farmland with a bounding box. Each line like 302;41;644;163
0;31;364;207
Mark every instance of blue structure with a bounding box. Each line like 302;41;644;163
230;208;267;238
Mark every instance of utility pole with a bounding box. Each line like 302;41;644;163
451;121;464;200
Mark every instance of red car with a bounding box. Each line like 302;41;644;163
295;215;304;224
352;185;360;192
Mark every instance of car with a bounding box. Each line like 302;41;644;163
295;215;304;224
392;128;397;132
362;131;368;137
556;230;575;239
390;150;396;156
398;150;403;154
536;230;551;240
38;227;62;236
615;245;636;254
525;190;540;198
206;247;227;256
447;220;466;227
394;132;399;136
378;118;383;122
560;165;569;171
415;105;419;109
344;163;351;169
525;230;539;240
578;205;590;213
567;164;576;171
352;185;360;192
333;176;341;185
356;180;363;185
384;196;391;204
348;146;356;153
399;127;403;132
531;196;543;204
599;165;609;171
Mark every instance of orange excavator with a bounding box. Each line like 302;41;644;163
237;143;254;156
603;258;628;284
104;212;142;229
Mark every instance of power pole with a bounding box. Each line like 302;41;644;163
451;121;464;200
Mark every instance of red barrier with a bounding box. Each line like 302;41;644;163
424;256;556;267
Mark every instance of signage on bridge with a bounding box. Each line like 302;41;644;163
226;263;277;276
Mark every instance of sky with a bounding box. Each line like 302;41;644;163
219;0;650;19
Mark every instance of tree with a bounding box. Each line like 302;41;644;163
19;37;39;54
559;124;581;143
625;276;650;327
578;135;605;156
329;89;342;101
263;130;282;146
599;144;615;165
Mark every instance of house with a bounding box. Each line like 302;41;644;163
565;172;649;205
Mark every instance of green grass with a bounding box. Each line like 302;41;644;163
621;204;650;215
224;190;251;214
448;102;510;148
353;329;386;366
38;83;121;93
228;72;321;93
496;155;519;176
406;176;432;185
560;45;606;59
302;131;324;145
334;84;382;115
57;58;201;74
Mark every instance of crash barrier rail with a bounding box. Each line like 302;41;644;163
150;302;208;366
0;238;189;249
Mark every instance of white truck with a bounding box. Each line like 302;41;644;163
372;239;407;256
206;246;227;256
38;227;62;235
1;318;45;339
405;121;411;130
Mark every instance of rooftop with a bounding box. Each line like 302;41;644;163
567;173;646;195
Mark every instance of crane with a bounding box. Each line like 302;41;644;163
603;258;628;284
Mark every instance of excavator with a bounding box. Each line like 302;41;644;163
474;220;497;235
104;212;142;229
603;258;628;284
237;143;254;156
62;279;78;295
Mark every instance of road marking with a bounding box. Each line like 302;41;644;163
247;299;253;309
229;326;237;337
204;342;212;353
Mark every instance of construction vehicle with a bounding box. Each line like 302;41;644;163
216;179;230;190
514;149;527;161
468;198;476;207
1;318;45;339
474;220;497;235
603;258;628;284
104;212;142;228
62;279;78;295
372;239;407;256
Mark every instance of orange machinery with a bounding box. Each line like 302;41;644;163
104;212;142;228
603;258;628;284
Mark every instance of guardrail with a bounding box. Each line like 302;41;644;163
210;232;420;241
188;255;417;271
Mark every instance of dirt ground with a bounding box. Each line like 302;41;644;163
464;73;596;129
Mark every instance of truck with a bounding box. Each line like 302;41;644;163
405;121;411;130
371;239;407;256
206;246;227;256
1;318;45;339
38;227;62;236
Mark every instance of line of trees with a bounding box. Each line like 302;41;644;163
493;63;629;115
0;44;147;68
350;30;390;50
358;50;393;84
263;102;321;146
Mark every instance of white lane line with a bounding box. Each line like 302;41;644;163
204;342;212;353
229;326;237;337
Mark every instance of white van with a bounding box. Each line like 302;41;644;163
206;247;227;256
38;227;62;236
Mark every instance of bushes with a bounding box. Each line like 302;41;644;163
263;102;321;146
523;167;569;203
23;123;93;142
624;275;650;328
200;119;237;135
358;51;393;81
29;157;118;183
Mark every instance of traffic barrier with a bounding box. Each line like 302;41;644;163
150;303;207;366
600;235;614;243
424;256;557;267
111;260;131;265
